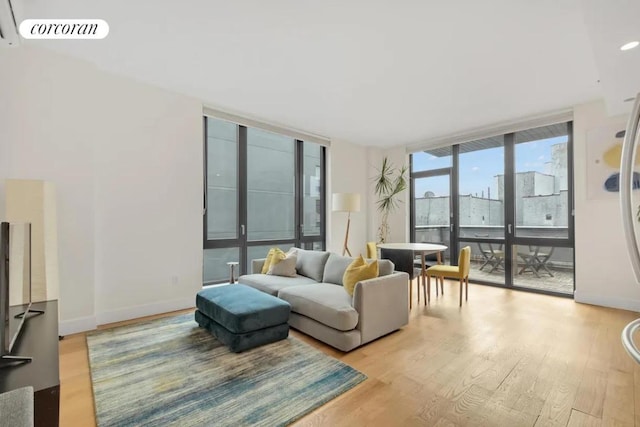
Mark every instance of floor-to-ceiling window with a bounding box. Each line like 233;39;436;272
203;116;326;284
410;148;453;263
410;121;574;296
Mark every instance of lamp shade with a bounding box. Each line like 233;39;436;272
332;193;361;213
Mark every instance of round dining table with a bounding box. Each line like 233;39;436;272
377;242;448;307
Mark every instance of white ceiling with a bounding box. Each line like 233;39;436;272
14;0;640;147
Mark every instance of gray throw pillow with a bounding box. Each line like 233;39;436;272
323;253;355;286
290;248;331;282
267;254;297;277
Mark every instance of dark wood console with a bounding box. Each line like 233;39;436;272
0;300;60;427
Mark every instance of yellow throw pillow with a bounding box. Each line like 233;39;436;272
261;248;286;274
343;255;379;296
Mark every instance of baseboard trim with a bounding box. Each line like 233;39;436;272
96;297;195;326
574;291;640;313
59;315;97;336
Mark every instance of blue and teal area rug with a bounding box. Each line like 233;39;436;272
87;313;366;426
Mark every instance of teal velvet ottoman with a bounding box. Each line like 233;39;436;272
195;284;291;353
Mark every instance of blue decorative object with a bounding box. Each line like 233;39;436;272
604;172;640;192
195;284;291;352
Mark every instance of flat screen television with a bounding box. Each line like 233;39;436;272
0;221;42;365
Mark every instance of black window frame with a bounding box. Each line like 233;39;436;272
410;121;575;298
203;116;326;285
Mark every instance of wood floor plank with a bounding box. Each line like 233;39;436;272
572;367;607;417
533;380;578;427
441;384;493;426
57;283;640;427
601;369;634;426
566;409;601;427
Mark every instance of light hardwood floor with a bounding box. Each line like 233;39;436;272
60;281;640;426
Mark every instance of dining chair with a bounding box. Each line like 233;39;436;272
366;242;377;260
413;247;443;295
380;248;419;308
423;246;471;307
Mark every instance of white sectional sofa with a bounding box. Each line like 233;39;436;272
238;249;409;352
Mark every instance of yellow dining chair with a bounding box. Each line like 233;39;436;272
423;246;471;307
366;242;377;260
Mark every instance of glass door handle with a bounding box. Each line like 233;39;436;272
507;224;512;234
240;224;246;236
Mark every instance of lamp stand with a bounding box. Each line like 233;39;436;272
342;211;352;257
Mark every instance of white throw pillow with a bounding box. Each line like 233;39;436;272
267;253;297;277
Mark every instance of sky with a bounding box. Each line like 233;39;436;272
413;136;568;198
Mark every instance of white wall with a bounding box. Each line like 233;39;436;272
328;140;369;256
0;46;203;334
573;100;639;311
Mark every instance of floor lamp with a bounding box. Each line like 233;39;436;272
332;193;361;257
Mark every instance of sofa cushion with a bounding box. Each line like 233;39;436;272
278;283;359;331
267;253;297;277
323;253;355;286
323;253;394;285
238;274;317;296
343;256;379;296
290;248;331;282
262;247;286;274
377;258;395;277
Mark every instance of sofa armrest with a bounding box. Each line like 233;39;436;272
353;272;409;345
251;258;266;274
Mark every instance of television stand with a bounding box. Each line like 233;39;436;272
0;354;32;365
14;308;45;319
0;301;60;427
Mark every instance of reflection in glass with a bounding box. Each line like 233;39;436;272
206;118;238;240
203;247;240;283
247;129;295;241
303;141;322;236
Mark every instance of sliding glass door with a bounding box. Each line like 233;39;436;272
508;123;574;294
411;121;574;296
203;116;326;284
412;174;453;263
411;149;454;263
457;136;506;286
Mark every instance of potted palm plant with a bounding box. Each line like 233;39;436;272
373;156;408;243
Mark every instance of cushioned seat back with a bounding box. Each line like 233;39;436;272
459;246;471;277
380;249;416;279
323;253;394;286
290;248;331;282
366;242;377;259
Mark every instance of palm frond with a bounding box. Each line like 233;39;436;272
374;157;394;197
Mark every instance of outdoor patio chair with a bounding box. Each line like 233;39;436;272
477;242;505;273
518;246;554;277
